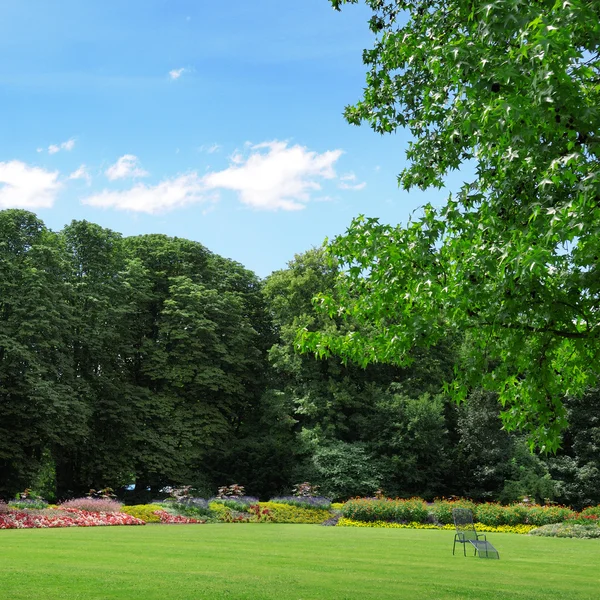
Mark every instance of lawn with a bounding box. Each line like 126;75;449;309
0;524;598;600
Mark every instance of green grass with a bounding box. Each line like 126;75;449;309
0;524;598;599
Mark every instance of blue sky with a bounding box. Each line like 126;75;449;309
0;0;465;277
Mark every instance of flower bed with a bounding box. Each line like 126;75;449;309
337;517;536;534
121;504;164;523
529;523;600;539
343;497;580;527
0;508;144;529
152;510;205;524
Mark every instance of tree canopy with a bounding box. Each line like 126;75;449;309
300;0;600;450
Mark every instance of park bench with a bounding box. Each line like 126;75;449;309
452;508;500;559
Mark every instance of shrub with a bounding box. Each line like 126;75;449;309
523;504;576;526
59;497;122;513
269;496;331;510
341;498;429;524
8;499;48;510
0;501;7;514
168;498;213;519
529;523;600;539
474;502;507;526
579;505;600;519
247;504;274;523
209;497;258;512
121;504;163;523
429;499;476;525
259;502;332;524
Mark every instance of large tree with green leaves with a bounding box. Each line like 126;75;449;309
302;0;600;449
0;211;87;498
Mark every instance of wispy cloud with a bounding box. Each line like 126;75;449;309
82;173;212;214
105;155;149;181
199;143;221;154
202;140;343;210
47;138;76;155
0;160;61;208
68;164;91;185
169;68;186;80
338;172;366;191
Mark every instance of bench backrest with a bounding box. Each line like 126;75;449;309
452;508;478;541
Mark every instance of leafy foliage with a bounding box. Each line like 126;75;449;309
342;497;430;523
303;0;600;450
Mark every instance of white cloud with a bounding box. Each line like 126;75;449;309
62;139;76;152
198;143;221;154
0;161;61;208
47;138;76;154
69;164;91;184
105;154;149;181
82;173;210;214
82;140;348;215
169;68;186;80
338;172;366;191
36;147;43;153
202;140;343;211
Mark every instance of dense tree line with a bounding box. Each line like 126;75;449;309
1;209;598;507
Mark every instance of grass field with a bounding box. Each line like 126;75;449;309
1;524;599;599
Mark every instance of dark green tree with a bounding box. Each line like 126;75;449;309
0;210;86;499
266;248;455;498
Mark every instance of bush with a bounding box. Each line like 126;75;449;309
579;505;600;519
121;504;163;523
269;496;331;510
168;498;213;519
475;502;508;526
523;505;576;526
209;497;258;512
341;498;429;524
429;499;476;525
259;502;332;524
8;499;49;510
529;523;600;539
59;497;123;513
0;501;7;514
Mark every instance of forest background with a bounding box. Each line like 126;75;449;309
1;208;599;509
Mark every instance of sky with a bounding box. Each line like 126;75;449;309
0;0;466;277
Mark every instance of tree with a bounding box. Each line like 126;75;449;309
0;211;86;498
265;249;456;498
302;0;600;449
